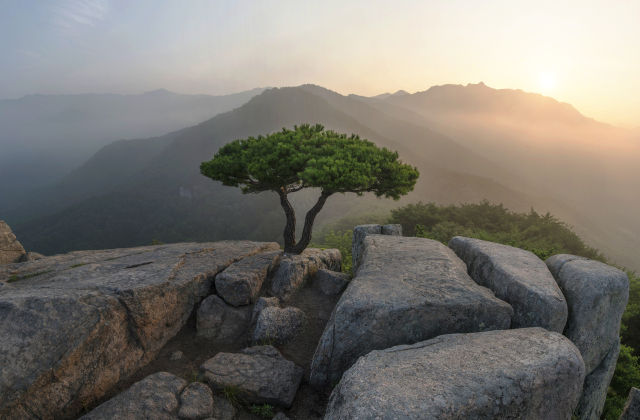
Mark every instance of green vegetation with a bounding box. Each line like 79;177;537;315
249;404;275;418
310;230;354;275
222;384;244;407
69;262;86;268
200;123;418;254
151;239;164;245
389;200;605;261
7;270;53;283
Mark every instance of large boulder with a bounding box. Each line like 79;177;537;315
199;345;303;408
351;224;401;274
574;339;621;420
449;236;568;332
0;221;26;265
620;387;640;420
269;248;340;298
324;328;586;420
0;241;279;420
252;306;306;345
196;294;252;339
215;250;281;306
310;235;513;388
545;255;629;374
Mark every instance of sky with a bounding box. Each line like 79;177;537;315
1;0;639;128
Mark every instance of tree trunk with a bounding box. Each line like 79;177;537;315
277;189;297;253
292;191;332;254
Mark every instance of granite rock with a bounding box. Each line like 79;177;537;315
196;294;252;339
270;248;341;298
449;236;568;332
314;269;350;295
325;328;585;420
545;255;629;373
177;382;214;420
252;306;306;345
620;387;640;420
0;240;279;420
575;338;621;420
251;296;280;324
351;224;381;275
200;345;303;408
19;252;45;262
216;250;281;306
310;235;513;387
0;221;26;265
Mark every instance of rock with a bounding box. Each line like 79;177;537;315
199;345;303;408
351;224;381;274
310;235;513;388
251;296;281;324
252;306;306;345
272;413;289;420
19;252;45;262
0;240;279;420
216;250;281;306
210;395;235;420
545;255;629;373
314;269;350;295
79;372;187;420
270;248;341;298
0;221;26;265
381;224;402;236
170;351;185;361
449;236;568;332
575;338;621;420
177;382;214;420
324;328;586;420
620;387;640;420
196;294;252;339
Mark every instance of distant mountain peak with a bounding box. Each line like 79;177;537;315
142;88;175;96
392;90;410;96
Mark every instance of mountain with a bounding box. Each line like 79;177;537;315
0;87;267;203
7;86;633;272
371;90;410;99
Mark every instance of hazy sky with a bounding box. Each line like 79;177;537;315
1;0;639;127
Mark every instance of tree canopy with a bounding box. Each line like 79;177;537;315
200;124;419;253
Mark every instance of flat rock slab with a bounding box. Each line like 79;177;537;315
252;306;306;345
0;240;279;420
200;345;303;408
449;236;568;332
310;235;513;387
215;250;282;306
620;387;640;420
545;254;629;374
352;224;401;274
325;328;586;420
269;248;341;298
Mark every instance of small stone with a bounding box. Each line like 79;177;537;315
252;306;305;345
272;413;290;420
251;296;280;324
211;395;235;420
620;387;640;420
20;252;45;262
314;269;350;295
196;294;251;339
170;351;185;361
178;382;214;420
199;345;304;408
270;248;341;298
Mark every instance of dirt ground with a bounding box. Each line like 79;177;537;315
77;277;342;420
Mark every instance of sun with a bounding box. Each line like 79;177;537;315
539;72;555;91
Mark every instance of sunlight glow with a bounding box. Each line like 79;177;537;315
539;73;555;91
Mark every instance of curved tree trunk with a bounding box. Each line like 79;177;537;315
277;189;297;253
292;191;332;254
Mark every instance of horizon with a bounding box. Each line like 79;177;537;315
2;0;639;128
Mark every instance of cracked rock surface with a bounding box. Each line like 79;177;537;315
325;328;585;420
310;235;513;388
0;221;26;265
199;345;304;408
0;240;278;420
449;236;568;332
